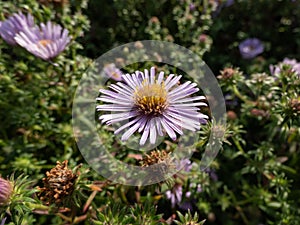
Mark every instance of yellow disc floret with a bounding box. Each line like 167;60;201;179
134;80;168;116
38;39;52;47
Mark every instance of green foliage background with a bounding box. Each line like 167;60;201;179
0;0;299;225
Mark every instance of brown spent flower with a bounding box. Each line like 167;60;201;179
290;99;300;113
218;67;236;80
227;110;237;120
141;150;172;167
0;177;13;206
38;160;78;205
134;41;144;49
250;108;269;118
149;17;159;24
140;150;176;184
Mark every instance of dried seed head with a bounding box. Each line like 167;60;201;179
0;177;13;206
141;150;172;167
140;150;176;183
38;160;78;205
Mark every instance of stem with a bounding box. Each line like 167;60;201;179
232;137;246;156
228;191;249;225
232;85;255;105
83;190;98;213
27;203;49;211
56;213;72;222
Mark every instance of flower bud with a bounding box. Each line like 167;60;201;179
0;177;13;206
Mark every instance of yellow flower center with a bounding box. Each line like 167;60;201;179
134;81;168;116
38;39;52;47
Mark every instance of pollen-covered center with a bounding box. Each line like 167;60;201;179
134;82;168;116
38;39;52;47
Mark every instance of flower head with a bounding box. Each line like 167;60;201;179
97;67;208;145
0;11;34;45
14;21;70;60
239;38;264;59
0;177;13;206
103;63;123;81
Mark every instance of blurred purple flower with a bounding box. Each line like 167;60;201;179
166;184;182;208
189;3;196;11
197;184;202;192
225;0;234;7
14;21;70;60
176;159;192;172
0;11;34;45
103;63;123;81
204;168;218;181
179;200;194;211
213;0;234;16
97;67;208;145
239;38;264;59
269;58;300;77
0;218;6;225
225;94;238;107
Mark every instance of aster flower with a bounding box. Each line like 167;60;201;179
269;58;300;77
14;21;70;60
96;67;208;145
239;38;264;59
0;11;34;45
103;63;123;81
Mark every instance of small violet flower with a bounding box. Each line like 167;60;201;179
189;3;196;11
176;159;193;172
166;184;182;208
0;11;34;45
239;38;264;59
269;58;300;77
14;21;71;61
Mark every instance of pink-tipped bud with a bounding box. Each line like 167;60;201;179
0;177;13;206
